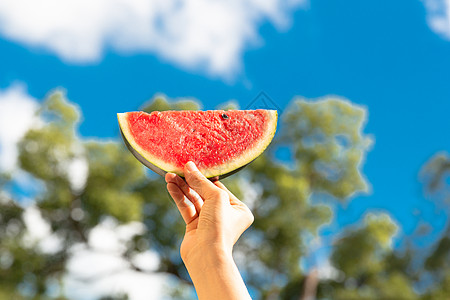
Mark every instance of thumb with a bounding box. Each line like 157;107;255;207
184;161;226;201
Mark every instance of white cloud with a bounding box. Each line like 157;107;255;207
0;84;39;172
21;205;167;299
22;205;51;241
0;0;305;78
65;264;167;300
316;260;343;281
424;0;450;39
0;84;89;197
67;154;89;194
66;218;165;300
22;205;64;253
87;217;146;253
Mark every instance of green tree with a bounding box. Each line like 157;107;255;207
312;152;450;300
320;213;418;300
0;91;374;299
419;152;450;300
228;97;373;299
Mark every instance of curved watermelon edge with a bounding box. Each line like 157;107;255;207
118;112;180;176
117;110;278;178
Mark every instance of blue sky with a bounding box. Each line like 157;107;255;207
1;0;449;279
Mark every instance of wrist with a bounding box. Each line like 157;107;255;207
182;244;251;300
182;243;234;272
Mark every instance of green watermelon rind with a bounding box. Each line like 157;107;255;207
117;110;278;178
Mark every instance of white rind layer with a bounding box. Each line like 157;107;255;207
117;110;278;178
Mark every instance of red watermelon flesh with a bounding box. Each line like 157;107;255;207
118;110;277;178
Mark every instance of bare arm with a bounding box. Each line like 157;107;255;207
165;161;253;300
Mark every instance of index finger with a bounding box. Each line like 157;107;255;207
166;182;198;225
184;161;227;201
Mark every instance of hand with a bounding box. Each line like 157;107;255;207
165;161;254;300
165;161;254;265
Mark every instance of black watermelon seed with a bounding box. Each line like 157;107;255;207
221;113;229;119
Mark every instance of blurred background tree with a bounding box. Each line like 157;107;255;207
419;152;450;300
311;152;450;300
0;91;448;300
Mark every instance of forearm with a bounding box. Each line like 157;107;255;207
185;248;252;300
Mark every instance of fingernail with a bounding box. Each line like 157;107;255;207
165;173;175;183
186;161;197;172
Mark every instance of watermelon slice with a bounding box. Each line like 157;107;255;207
117;110;277;178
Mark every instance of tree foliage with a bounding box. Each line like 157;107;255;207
314;152;450;300
419;152;450;299
1;91;448;299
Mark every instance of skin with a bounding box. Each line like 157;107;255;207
165;161;254;300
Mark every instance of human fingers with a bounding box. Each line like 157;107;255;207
184;162;227;202
165;173;204;212
208;176;219;182
213;181;254;229
166;182;198;224
213;181;241;206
